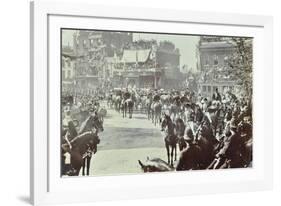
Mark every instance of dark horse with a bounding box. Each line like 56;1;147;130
122;98;134;118
176;120;219;171
62;113;104;176
151;101;162;126
161;114;177;167
175;118;186;151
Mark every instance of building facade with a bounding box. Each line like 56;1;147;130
70;31;183;91
197;36;238;97
113;40;182;89
62;46;76;91
72;31;133;91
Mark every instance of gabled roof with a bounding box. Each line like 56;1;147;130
121;49;151;63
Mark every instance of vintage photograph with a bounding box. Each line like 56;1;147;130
61;29;253;177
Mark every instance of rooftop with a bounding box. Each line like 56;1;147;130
199;41;234;49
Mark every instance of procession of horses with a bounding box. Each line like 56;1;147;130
61;87;253;176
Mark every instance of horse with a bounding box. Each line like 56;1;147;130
133;92;141;111
106;93;113;108
145;96;153;120
161;114;177;167
138;95;147;113
113;95;122;112
160;94;171;109
122;98;134;118
61;113;104;176
169;102;180;122
151;101;162;126
79;113;104;176
175;118;186;151
138;157;173;172
96;107;107;122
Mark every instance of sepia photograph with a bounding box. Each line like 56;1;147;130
61;29;253;177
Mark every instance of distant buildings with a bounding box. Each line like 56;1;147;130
113;40;182;89
65;30;183;91
197;36;238;97
72;31;133;90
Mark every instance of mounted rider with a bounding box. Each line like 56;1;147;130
123;88;131;100
183;112;199;144
152;90;161;102
61;110;78;175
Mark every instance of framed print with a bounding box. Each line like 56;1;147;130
30;1;273;205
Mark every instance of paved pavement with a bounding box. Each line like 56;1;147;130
84;103;172;176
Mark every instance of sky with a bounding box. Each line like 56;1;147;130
62;30;200;71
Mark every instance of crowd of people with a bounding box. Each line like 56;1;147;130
61;85;253;176
108;86;253;170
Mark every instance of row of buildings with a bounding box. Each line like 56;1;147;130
62;30;252;97
62;30;183;92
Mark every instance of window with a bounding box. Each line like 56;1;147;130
67;60;71;67
67;70;71;78
208;86;211;92
203;86;206;92
90;39;95;47
214;55;218;65
224;56;229;64
83;39;87;47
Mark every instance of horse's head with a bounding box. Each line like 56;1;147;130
138;157;172;172
160;114;171;131
89;112;104;133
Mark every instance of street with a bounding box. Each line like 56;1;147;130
85;102;169;176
